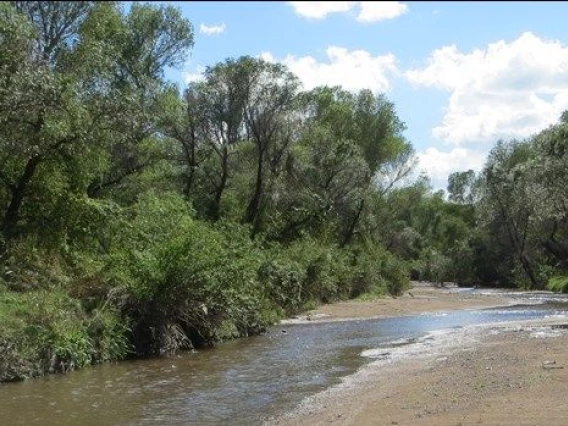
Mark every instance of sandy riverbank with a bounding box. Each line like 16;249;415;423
281;282;519;324
267;284;568;426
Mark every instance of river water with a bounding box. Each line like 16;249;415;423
1;293;567;426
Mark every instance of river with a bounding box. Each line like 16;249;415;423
1;292;567;426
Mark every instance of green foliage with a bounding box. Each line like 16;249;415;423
547;276;568;293
258;256;306;316
103;194;274;354
0;289;128;381
415;248;452;284
447;169;478;205
1;238;72;291
258;240;409;316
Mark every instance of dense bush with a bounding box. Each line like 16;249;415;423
0;288;128;381
547;276;568;293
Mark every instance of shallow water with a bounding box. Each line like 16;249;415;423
1;298;566;426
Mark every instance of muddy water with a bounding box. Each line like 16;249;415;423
1;300;566;426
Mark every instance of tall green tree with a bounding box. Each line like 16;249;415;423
0;2;99;239
0;2;193;241
238;57;300;236
478;140;542;288
84;2;194;200
185;59;249;220
447;169;477;205
297;86;414;247
529;117;568;270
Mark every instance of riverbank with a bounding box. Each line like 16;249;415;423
267;285;568;426
282;282;519;324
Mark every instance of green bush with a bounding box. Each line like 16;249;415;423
258;259;305;316
258;240;355;314
0;289;128;381
348;245;409;297
114;200;275;354
1;238;72;292
415;248;452;285
547;276;568;293
259;240;410;313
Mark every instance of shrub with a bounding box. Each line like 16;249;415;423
1;238;72;292
258;259;305;316
117;210;274;354
348;245;409;297
547;275;568;293
0;289;128;381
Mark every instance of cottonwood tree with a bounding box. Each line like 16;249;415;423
529;118;568;270
190;60;249;220
85;2;194;199
478;140;543;288
237;57;300;236
0;2;99;239
272;125;369;243
294;86;413;247
0;2;193;242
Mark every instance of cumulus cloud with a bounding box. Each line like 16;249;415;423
199;23;226;36
356;2;409;23
287;1;408;22
286;1;354;19
261;47;398;92
406;32;568;145
185;66;206;84
416;147;486;190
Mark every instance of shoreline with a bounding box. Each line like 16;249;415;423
280;283;534;326
267;285;568;426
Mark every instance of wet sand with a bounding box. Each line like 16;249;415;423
267;284;568;426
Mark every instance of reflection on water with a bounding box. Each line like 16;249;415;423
0;299;566;426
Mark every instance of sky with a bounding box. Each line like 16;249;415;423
154;1;568;191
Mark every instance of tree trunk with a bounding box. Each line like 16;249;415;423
244;146;265;234
519;253;542;289
182;125;198;199
340;198;365;248
543;238;568;268
2;156;41;239
210;145;229;221
497;202;541;289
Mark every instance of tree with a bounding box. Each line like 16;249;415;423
447;169;477;205
13;1;95;67
297;86;413;247
84;2;194;199
271;125;369;243
478;140;542;288
239;57;300;236
187;59;249;220
0;2;194;240
530;118;568;270
0;2;98;239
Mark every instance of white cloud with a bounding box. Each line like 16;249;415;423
356;2;409;23
416;147;486;190
184;66;206;84
199;23;226;36
406;32;568;145
261;46;398;92
287;1;408;22
286;1;354;19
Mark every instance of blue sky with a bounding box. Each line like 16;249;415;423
153;1;568;190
